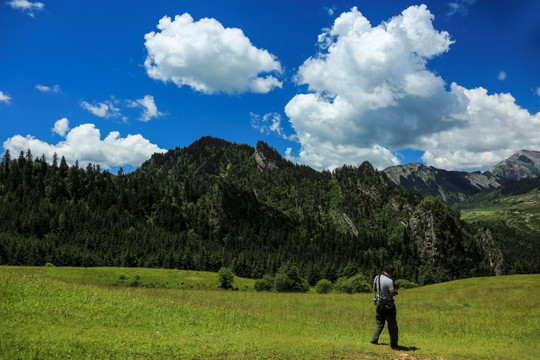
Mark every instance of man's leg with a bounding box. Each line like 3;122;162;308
370;309;385;344
387;307;399;348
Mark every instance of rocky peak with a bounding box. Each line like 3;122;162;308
383;162;500;208
485;150;540;182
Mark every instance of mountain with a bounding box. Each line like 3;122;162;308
383;163;500;208
485;150;540;182
1;137;539;284
383;150;540;208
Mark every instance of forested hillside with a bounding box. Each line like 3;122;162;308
1;137;538;284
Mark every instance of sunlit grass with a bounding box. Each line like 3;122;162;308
460;189;540;233
1;267;539;359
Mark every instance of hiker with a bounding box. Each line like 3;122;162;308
370;264;400;349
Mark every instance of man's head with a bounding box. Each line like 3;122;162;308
384;264;395;275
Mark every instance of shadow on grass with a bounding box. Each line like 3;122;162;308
374;342;419;351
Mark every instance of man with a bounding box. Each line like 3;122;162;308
370;264;399;349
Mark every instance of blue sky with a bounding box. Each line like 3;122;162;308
1;0;539;173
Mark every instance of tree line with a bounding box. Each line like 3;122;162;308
1;138;538;285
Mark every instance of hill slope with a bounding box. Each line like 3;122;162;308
458;176;540;234
2;266;539;360
1;137;539;283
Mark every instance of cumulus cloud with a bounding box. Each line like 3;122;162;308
3;123;166;169
0;91;11;103
128;95;163;122
36;84;61;93
52;117;69;137
8;0;44;17
285;5;461;170
283;5;540;171
144;13;282;94
81;100;121;119
250;112;296;141
420;85;540;169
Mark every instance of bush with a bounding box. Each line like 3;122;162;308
217;267;235;289
316;279;333;294
335;273;371;294
274;264;309;293
335;276;352;293
274;272;294;292
348;273;371;293
254;275;274;292
44;262;55;267
395;279;419;289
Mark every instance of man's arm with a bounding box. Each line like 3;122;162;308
389;281;398;297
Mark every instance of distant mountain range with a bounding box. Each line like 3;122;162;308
384;150;540;208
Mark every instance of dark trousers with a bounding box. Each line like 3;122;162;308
371;305;398;347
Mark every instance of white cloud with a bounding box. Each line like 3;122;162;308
144;13;282;94
536;87;540;97
52;117;69;137
128;95;163;122
420;85;540;169
3;123;166;169
284;5;540;171
285;5;460;170
8;0;44;17
82;96;164;122
497;71;507;81
81;100;121;119
250;112;296;141
36;84;61;93
0;91;11;104
447;0;476;17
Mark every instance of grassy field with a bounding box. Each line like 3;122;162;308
459;189;540;234
1;267;539;359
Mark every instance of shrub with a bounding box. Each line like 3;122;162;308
44;262;55;267
274;272;294;292
335;276;352;293
218;267;235;289
347;273;371;293
274;264;309;293
316;279;333;294
254;275;274;292
335;273;371;294
395;279;419;289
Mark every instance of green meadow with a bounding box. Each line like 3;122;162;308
1;267;538;359
460;189;540;234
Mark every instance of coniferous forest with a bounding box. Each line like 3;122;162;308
1;137;539;285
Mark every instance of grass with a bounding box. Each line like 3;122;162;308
1;267;539;359
460;189;540;233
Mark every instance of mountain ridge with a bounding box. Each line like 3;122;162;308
383;150;540;208
485;150;540;181
1;137;539;284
